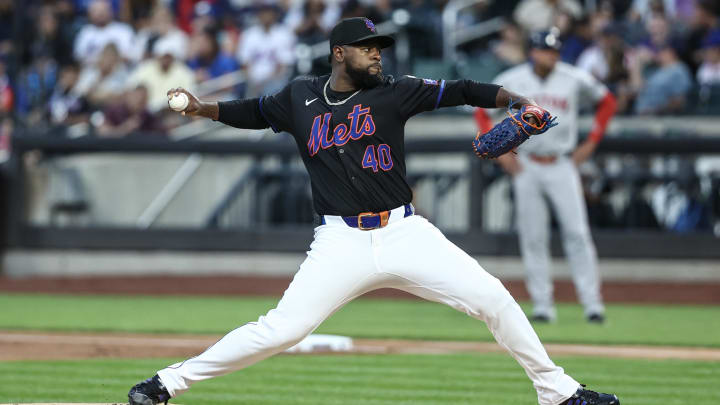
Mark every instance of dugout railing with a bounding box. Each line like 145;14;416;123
2;132;720;259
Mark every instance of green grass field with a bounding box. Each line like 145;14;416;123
1;293;719;404
2;293;720;346
1;354;718;404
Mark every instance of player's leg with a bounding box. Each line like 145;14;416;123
377;215;579;405
544;158;604;318
513;158;556;320
149;225;379;399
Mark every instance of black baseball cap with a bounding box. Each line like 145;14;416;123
529;30;562;51
329;17;395;50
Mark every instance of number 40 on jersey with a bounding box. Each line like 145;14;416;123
362;144;393;172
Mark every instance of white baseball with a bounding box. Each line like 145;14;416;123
169;93;189;111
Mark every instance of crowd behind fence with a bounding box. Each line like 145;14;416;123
1;0;720;256
1;0;720;149
1;131;719;259
4;125;720;232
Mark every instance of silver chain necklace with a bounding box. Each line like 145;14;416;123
323;79;362;106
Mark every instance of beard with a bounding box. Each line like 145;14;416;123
346;62;384;89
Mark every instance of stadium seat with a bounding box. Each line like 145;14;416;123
412;58;457;80
456;54;507;83
692;85;720;115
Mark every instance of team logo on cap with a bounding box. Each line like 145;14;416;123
364;18;376;33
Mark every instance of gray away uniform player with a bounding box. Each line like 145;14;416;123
476;30;618;323
128;18;620;405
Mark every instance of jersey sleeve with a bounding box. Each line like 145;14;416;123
576;68;608;103
392;75;499;118
258;82;294;133
482;73;510;120
393;75;448;120
492;71;509;88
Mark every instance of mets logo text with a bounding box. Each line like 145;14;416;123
307;104;376;156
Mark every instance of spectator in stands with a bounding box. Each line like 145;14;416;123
14;58;58;123
340;0;389;24
127;36;196;113
404;0;445;60
697;30;720;85
632;43;693;114
491;22;527;67
96;85;166;137
48;63;90;126
629;0;696;23
23;5;74;68
0;116;10;162
74;43;130;109
577;24;632;112
174;0;232;34
133;5;189;62
577;24;627;84
285;0;339;44
0;58;12;117
644;14;677;50
513;0;583;33
70;0;122;17
599;0;632;18
187;28;238;83
14;5;74;122
286;0;334;45
124;0;157;30
682;0;719;74
73;0;136;64
558;14;593;64
54;0;86;53
0;0;12;57
236;3;295;97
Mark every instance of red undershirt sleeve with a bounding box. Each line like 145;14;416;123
588;92;617;143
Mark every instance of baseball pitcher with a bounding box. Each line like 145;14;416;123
476;30;618;323
128;18;619;405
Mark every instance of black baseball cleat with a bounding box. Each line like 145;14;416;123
530;314;552;323
128;374;171;405
587;313;606;323
560;385;619;405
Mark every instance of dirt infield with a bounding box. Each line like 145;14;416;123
1;275;719;304
2;331;719;362
2;276;718;364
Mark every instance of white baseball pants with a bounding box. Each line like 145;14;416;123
513;155;605;319
158;206;579;405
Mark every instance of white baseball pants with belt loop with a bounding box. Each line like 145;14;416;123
513;154;605;319
158;205;579;405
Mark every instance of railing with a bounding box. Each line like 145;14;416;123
5;133;720;259
442;0;506;61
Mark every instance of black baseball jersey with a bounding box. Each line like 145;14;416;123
252;74;499;216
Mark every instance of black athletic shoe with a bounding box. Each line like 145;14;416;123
560;385;620;405
530;314;552;323
128;374;171;405
587;313;605;323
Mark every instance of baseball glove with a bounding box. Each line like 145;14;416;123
472;104;558;159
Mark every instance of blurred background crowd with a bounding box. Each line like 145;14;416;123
0;0;719;143
0;0;719;239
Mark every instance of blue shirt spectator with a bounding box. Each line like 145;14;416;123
634;45;693;114
187;28;238;81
